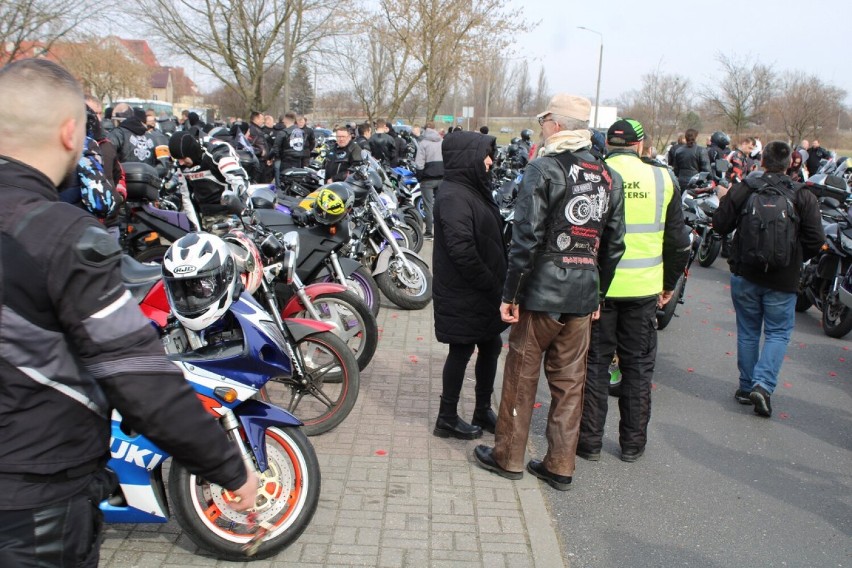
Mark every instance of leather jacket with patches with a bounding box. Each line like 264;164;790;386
502;147;626;315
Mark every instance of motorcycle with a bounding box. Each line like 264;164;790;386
106;257;321;561
491;167;523;250
252;194;382;317
796;176;852;338
655;226;701;331
682;171;723;267
344;167;433;310
231;221;378;372
121;162;192;262
129;239;361;436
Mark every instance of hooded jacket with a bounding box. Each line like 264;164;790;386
432;131;508;343
503;134;626;315
108;118;157;166
416;128;444;180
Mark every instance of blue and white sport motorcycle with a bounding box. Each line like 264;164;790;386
103;257;321;560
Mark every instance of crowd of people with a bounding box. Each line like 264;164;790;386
0;55;834;566
424;94;825;492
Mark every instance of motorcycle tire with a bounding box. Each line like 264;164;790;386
697;236;721;267
822;292;852;339
265;331;360;436
795;292;812;312
317;266;381;317
656;274;685;331
133;244;170;264
608;355;623;397
168;425;320;561
401;218;424;253
290;291;378;371
404;208;424;230
376;253;433;310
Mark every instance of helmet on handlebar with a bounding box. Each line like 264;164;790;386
711;131;730;149
162;232;239;331
520;129;533;142
222;230;264;295
312;183;353;225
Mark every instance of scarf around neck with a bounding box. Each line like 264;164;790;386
538;129;592;157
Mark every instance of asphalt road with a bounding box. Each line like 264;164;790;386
526;257;851;568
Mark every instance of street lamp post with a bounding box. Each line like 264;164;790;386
577;26;603;129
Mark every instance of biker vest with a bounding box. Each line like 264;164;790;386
544;152;613;270
604;152;674;298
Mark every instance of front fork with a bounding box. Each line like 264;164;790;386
368;202;415;274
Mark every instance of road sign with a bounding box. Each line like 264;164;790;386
433;115;453;123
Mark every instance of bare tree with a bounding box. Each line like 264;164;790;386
57;37;151;103
513;61;533;115
0;0;90;65
617;68;691;151
770;71;846;143
329;20;421;123
138;0;348;115
533;65;549;113
377;0;516;121
703;53;775;137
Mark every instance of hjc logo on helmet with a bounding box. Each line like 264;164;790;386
172;265;197;275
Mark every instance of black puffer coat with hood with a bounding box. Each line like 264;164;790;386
433;131;509;343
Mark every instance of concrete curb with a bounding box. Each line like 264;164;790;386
492;359;568;568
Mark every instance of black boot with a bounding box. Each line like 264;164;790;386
472;407;498;434
434;396;482;440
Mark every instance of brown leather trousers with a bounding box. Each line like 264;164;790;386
492;310;592;477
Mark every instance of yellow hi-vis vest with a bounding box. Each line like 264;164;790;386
604;152;675;298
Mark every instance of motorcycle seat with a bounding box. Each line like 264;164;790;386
121;255;163;284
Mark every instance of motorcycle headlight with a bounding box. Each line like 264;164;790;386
378;192;397;210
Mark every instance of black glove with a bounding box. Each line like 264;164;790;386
291;206;313;226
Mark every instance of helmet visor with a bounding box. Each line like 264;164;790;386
165;266;232;317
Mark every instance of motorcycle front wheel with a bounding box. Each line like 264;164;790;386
318;265;381;317
265;331;360;436
376;253;433;310
697;234;721;267
656;274;685;331
400;217;424;253
168;425;320;561
290;291;378;371
822;291;852;338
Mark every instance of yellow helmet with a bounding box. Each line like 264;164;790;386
312;183;353;225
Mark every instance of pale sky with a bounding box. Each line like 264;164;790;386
510;0;851;106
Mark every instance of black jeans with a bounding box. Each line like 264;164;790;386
0;470;115;568
580;297;658;452
440;334;504;414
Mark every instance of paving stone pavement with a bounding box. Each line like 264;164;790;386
101;244;566;567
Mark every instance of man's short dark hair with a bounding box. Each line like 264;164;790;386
357;123;371;136
425;121;435;130
284;112;297;122
762;141;792;173
479;125;489;135
250;111;263;121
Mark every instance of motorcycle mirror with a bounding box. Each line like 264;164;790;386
715;159;730;174
280;231;300;260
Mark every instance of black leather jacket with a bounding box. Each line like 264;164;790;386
503;147;626;315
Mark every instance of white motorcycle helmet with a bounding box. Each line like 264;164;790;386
162;232;239;331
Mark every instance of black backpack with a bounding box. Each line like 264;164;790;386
736;175;799;272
